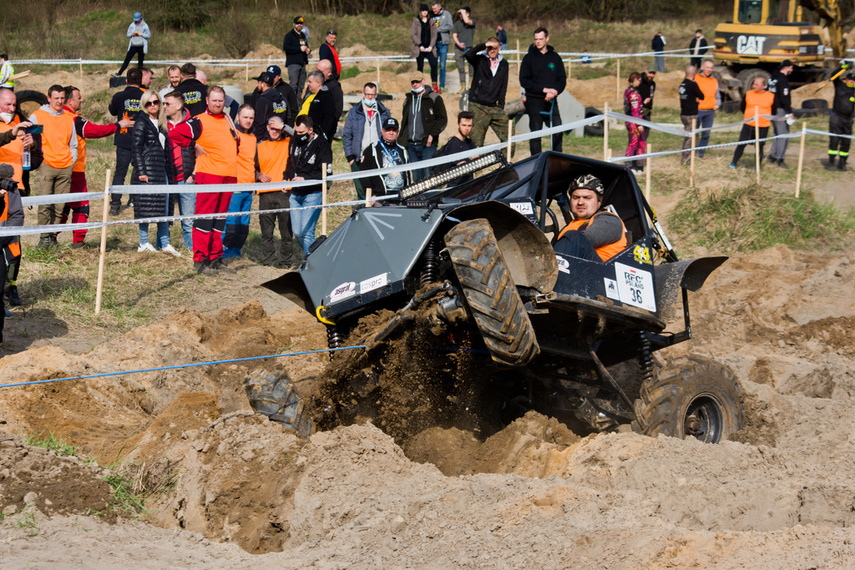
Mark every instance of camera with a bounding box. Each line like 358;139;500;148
0;178;17;192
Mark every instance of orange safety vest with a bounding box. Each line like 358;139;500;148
0;117;24;190
695;74;718;111
255;137;291;192
557;211;628;261
743;89;775;128
236;130;257;184
32;108;76;169
0;197;21;258
195;111;238;177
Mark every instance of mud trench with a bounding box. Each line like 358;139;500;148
3;246;855;565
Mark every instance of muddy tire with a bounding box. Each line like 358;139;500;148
632;355;743;443
444;218;538;367
244;365;313;438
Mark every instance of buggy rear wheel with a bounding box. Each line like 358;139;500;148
444;218;539;367
632;355;743;443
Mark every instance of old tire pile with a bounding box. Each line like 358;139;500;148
244;365;313;438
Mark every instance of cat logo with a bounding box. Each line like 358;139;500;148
633;245;652;264
736;35;767;56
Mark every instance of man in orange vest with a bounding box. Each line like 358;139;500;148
0;162;23;339
694;60;720;158
29;84;78;249
729;76;776;169
193;86;239;273
256;115;294;268
554;174;627;262
60;85;134;248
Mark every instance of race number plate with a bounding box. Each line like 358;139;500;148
614;262;656;312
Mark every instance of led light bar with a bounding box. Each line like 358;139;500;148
400;151;504;200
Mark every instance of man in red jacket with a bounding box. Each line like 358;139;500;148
60;86;134;248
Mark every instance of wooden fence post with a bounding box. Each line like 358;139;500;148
645;144;652;200
795;123;807;198
603;102;609;161
321;163;328;236
690;117;697;187
95;169;111;315
754;106;761;185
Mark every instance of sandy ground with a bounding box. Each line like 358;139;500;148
3;46;855;569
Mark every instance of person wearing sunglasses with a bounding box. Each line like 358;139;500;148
464;37;509;148
131;90;181;256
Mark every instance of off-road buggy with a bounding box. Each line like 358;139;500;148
251;150;743;443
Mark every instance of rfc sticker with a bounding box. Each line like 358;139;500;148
604;278;619;301
614;262;656;312
360;272;388;294
329;281;357;303
556;255;570;274
633;245;652;265
509;201;534;216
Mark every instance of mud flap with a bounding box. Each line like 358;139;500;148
653;256;728;320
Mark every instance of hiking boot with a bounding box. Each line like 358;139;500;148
838;157;848;171
777;159;789;169
109;205;120;216
826;155;837;170
766;155;778;164
194;260;210;274
6;285;22;307
35;237;55;250
208;258;235;273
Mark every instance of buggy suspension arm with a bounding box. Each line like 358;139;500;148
370;282;454;347
588;344;646;429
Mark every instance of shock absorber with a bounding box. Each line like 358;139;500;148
419;236;441;287
327;325;345;360
638;331;654;386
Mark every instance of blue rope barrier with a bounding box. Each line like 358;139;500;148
0;344;367;390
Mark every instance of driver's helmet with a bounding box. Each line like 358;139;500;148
570;174;604;197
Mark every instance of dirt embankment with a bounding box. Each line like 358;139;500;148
2;243;855;567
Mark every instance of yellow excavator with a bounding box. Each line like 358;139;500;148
713;0;847;99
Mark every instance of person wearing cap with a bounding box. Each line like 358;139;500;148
554;174;627;262
300;71;337;143
285;114;332;255
411;5;439;90
768;60;794;168
360;117;410;200
319;30;341;81
343;82;391;200
255;114;296;268
248;65;299;127
465;37;509;148
117;11;150;77
827;60;855;171
519;27;566;154
283;17;310;98
399;72;447;182
252;71;291;139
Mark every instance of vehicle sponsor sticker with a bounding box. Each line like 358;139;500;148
604;278;619;301
360;272;388;294
633;245;652;265
329;281;357;304
614;262;656;312
509;201;534;216
556;255;570;274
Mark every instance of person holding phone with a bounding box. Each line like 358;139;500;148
117;12;150;77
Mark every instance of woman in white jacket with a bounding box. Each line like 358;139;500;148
117;12;151;77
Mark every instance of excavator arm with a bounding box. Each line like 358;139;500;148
801;0;847;59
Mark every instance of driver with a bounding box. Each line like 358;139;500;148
554;174;627;261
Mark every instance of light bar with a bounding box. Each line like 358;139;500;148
400;151;504;200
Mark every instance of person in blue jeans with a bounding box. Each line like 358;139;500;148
163;91;202;250
430;1;453;92
286;115;332;254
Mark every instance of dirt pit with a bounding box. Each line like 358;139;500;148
2;243;855;567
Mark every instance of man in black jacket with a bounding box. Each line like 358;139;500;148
175;63;208;117
678;64;704;165
689;30;709;68
249;65;299;127
827;61;855;171
434;111;476;185
303;71;337;143
361;117;410;199
316;60;343;129
285;114;332;255
519;27;566;154
399;72;447;181
637;67;656;141
768;59;794;168
465;37;509;148
318;29;340;80
252;71;291;139
108;67;145;215
283;17;310;97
